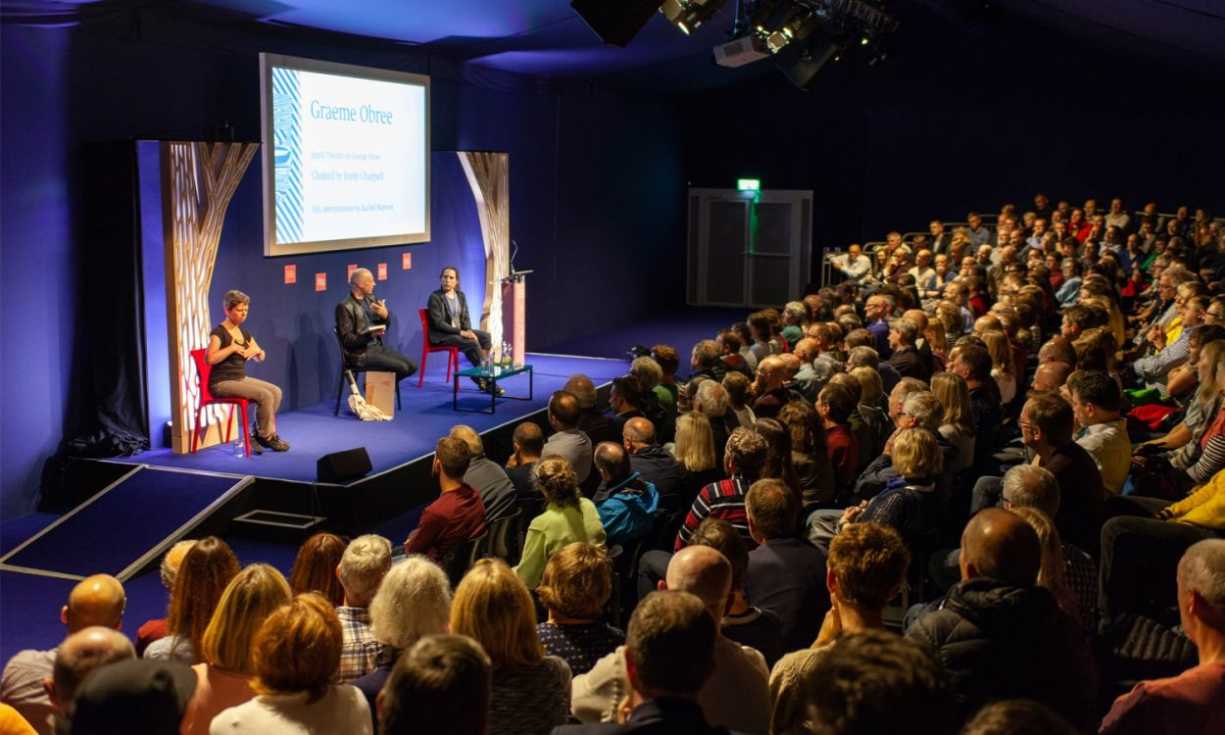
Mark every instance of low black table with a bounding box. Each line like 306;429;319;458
452;363;534;414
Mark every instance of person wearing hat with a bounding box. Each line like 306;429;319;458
67;658;196;734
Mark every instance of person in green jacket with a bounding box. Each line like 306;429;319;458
515;457;606;588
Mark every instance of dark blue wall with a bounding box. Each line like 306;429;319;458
0;12;685;515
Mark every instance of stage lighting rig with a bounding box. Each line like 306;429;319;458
660;0;730;35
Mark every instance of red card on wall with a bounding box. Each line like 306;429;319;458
283;264;297;285
401;252;412;270
377;263;388;281
347;264;358;280
315;272;327;292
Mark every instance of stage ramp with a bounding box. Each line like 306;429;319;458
0;466;252;582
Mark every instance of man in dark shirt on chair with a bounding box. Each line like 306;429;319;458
426;266;498;394
336;268;417;381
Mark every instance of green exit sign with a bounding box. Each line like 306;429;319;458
737;178;761;191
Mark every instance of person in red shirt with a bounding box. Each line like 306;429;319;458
404;437;487;561
1101;539;1225;735
817;383;859;500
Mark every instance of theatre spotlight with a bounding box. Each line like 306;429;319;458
761;10;821;54
660;0;729;35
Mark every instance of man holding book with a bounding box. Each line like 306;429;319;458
336;267;417;383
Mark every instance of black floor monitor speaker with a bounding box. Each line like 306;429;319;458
571;0;663;47
316;447;372;483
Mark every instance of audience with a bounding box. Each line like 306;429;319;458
147;537;240;663
623;417;685;513
2;574;126;732
516;457;607;588
210;593;371;733
450;424;517;522
1068;370;1132;494
505;421;545;513
334;534;392;683
543;390;595;484
136;539;195;655
536;543;624;676
45;627;134;734
592;442;659;548
287;532;346;607
451;558;571;735
178;563;291;735
675;427;769;550
69;658;197;735
669;411;724;512
376;635;491;735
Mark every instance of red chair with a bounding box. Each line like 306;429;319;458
417;308;460;387
189;348;252;457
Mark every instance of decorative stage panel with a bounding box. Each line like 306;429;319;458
458;151;510;351
161;142;259;453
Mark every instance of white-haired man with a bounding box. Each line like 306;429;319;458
336;534;393;683
336;267;417;381
1101;539;1225;734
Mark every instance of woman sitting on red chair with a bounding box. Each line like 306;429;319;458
207;290;289;452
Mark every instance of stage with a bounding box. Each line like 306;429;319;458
123;352;627;484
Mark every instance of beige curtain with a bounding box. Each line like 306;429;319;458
457;151;510;350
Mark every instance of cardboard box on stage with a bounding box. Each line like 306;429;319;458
364;371;396;418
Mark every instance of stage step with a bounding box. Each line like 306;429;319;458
0;466;252;582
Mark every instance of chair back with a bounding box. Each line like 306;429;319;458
189;348;216;403
440;532;486;588
477;509;523;566
418;308;432;341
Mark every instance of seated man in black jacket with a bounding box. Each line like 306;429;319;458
905;508;1096;729
336;268;417;381
427;266;496;393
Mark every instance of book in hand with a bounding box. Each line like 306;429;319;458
361;324;387;335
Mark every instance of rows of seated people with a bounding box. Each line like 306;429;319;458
4;193;1225;734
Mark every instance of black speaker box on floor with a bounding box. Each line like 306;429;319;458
571;0;663;47
317;447;372;483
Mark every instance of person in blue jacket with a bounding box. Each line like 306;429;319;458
591;442;659;548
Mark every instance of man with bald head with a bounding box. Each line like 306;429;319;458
1038;335;1077;366
2;575;126;733
45;627;135;732
750;355;789;419
623;416;685;515
907;509;1095;727
571;545;770;733
564;374;617;446
593;441;659;547
1031;361;1072;393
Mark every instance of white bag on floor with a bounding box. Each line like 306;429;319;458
346;370;392;422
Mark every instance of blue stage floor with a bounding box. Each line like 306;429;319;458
125;353;627;482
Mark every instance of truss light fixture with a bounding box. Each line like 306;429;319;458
660;0;728;35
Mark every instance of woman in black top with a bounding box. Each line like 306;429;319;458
206;290;288;451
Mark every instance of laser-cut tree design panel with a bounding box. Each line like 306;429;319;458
458;151;509;348
162;141;258;453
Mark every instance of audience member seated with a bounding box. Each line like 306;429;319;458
404;437;488;560
770;522;910;728
555;591;726;735
1009;506;1095;634
630;356;676;443
288;532;346;607
777;400;835;510
515;457;607;588
669;411;724;513
652;344;682;407
136;540;195;656
815;384;859;499
572;545;770;733
693;380;739;469
1068;370;1132;494
949;342;1003;475
687;518;784;667
42;627;134;735
178;563;291;735
67;658;197;735
906;508;1096;728
931;372;975;475
721;371;757;428
506;421;545;513
855;391;957;508
542;390;594;485
675;427;769;550
210;593;372;734
451;558;571;735
887;317;932;381
688;339;729;386
334;535;392;683
623;417;684;513
961;699;1078;735
849;366;890;456
536;543;625;677
376;635;491;735
773;630;956;735
1133;295;1204;386
565;374;618;447
743;479;830;652
753;417;800;499
450;424;517;522
828;373;876;473
751;356;790;420
592;442;659;548
1100;539;1225;735
353;556;451;718
609;376;648;440
2;574;126;733
146;537;240;663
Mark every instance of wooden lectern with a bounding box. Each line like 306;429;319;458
501;270;532;367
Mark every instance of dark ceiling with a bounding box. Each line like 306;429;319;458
5;1;1224;82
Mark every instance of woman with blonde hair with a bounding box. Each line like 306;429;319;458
924;318;949;369
145;536;240;663
211;593;372;733
981;330;1016;404
849;366;889;456
930;372;975;475
1009;507;1088;632
179;564;291;735
451;558;571;735
536;542;623;676
671;411;723;509
514;457;605;588
353;555;452;717
288;532;347;607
